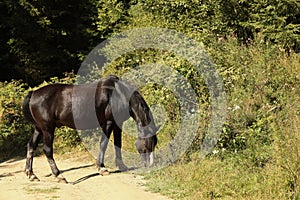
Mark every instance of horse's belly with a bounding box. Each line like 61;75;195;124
57;106;103;130
63;115;102;130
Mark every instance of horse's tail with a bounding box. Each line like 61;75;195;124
22;91;35;125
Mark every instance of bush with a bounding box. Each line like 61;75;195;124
0;81;32;160
209;36;296;153
145;36;300;199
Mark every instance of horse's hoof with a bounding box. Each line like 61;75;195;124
99;168;110;176
25;170;40;181
25;169;32;177
57;177;68;183
56;174;68;183
116;161;128;171
29;174;40;182
117;164;128;171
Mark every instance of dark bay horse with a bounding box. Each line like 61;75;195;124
22;75;158;182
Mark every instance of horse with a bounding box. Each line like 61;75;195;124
22;75;158;182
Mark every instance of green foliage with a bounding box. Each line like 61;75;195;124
1;0;299;85
126;0;300;50
147;38;300;199
217;0;300;50
144;37;300;199
210;37;279;153
0;0;104;85
246;0;300;50
94;0;129;36
0;81;32;160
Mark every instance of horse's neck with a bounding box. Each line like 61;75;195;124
130;97;150;126
116;80;152;128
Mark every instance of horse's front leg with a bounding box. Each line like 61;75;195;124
25;127;42;181
113;124;128;171
42;129;67;183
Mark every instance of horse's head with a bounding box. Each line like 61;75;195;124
125;88;159;167
135;125;158;167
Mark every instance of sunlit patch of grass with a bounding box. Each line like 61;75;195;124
24;185;60;194
145;155;290;200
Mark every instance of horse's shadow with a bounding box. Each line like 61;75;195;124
60;164;95;173
56;164;137;185
69;168;138;185
68;172;100;185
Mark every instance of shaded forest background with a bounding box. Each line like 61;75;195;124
1;1;300;199
0;0;299;85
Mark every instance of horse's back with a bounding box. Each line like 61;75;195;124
30;84;73;109
27;75;128;130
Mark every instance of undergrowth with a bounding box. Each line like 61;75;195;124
144;37;300;199
0;36;299;199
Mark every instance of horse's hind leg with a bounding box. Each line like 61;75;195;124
25;127;42;181
97;122;113;175
42;128;67;183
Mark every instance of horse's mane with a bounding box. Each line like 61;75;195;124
114;78;151;127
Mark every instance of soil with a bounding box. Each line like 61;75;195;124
0;152;171;200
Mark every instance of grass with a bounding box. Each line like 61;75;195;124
142;39;300;200
144;156;288;199
24;185;61;200
24;185;60;194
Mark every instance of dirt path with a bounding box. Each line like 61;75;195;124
0;153;171;200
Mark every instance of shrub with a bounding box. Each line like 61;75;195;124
0;80;31;160
145;36;300;199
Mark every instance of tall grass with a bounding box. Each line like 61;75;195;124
144;37;300;199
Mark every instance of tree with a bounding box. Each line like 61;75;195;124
0;0;131;86
248;0;300;51
218;0;300;50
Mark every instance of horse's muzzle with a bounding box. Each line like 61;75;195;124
140;152;154;167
